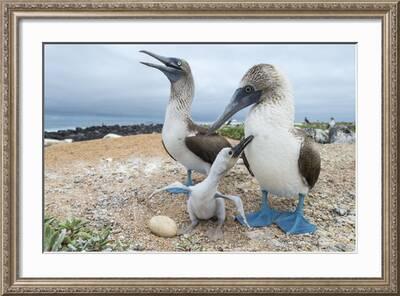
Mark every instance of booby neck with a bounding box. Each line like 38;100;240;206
248;85;295;130
201;165;226;189
166;74;195;120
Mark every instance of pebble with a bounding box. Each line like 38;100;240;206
334;208;347;216
133;243;145;251
148;215;177;238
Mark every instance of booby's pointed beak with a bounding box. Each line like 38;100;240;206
232;135;254;158
140;50;184;83
207;87;262;135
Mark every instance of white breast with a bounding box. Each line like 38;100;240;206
244;104;309;197
189;182;218;220
162;105;211;175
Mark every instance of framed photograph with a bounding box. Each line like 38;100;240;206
1;0;398;294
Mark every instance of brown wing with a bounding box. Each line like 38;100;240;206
161;139;176;161
185;135;231;164
298;138;321;189
186;119;214;135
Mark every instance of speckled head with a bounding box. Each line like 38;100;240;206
208;63;288;134
239;64;286;91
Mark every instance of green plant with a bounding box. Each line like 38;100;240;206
295;121;356;131
44;221;66;251
44;216;128;252
212;121;355;139
217;125;245;140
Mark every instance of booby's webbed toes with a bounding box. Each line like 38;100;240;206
165;187;190;195
275;212;316;234
236;208;281;227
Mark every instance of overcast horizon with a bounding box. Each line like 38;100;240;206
44;43;356;130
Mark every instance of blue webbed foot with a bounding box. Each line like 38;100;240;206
165;187;190;194
236;208;281;227
275;194;316;234
275;211;316;234
165;170;193;194
235;190;281;227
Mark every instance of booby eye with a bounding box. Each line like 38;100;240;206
177;60;182;66
228;150;233;156
244;85;253;93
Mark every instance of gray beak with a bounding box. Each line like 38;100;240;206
232;135;254;158
207;87;262;135
140;50;183;82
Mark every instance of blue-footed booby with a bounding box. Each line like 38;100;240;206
140;50;232;191
208;64;321;234
150;136;254;241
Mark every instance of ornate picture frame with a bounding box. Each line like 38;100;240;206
1;0;398;294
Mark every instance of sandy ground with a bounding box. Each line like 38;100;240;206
45;133;356;252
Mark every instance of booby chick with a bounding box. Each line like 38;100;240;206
208;64;321;234
140;50;231;191
150;136;254;241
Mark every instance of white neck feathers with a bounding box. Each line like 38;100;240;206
167;75;195;119
250;85;294;129
203;166;224;189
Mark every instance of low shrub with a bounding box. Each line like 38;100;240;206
44;216;129;252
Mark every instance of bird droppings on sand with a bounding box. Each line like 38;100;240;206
45;134;355;252
144;160;162;176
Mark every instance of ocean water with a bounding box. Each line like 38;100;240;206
44;114;221;132
45;115;164;132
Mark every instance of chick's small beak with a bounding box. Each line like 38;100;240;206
232;135;254;158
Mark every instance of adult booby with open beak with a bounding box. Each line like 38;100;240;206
140;50;232;192
150;136;254;241
208;64;321;234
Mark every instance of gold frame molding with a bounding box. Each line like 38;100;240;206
1;0;399;294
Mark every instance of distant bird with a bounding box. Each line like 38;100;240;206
304;117;310;124
329;117;336;128
150;136;253;240
208;64;321;234
140;51;231;192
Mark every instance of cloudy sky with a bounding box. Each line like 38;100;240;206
44;43;355;129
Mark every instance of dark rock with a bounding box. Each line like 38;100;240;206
333;207;347;216
329;126;355;144
304;125;355;144
304;128;329;144
44;123;163;142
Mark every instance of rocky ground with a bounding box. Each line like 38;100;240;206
45;133;356;252
45;123;163;142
